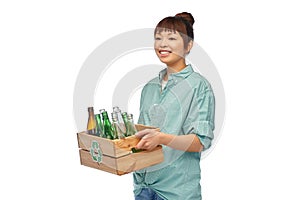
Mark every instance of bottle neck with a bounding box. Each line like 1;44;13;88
122;112;128;121
88;107;94;117
102;112;111;126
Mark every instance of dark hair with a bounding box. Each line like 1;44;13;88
154;12;194;48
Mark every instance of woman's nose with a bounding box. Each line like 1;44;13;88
160;38;168;48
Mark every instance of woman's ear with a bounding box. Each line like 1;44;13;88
186;41;193;54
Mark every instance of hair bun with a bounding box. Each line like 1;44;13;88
175;12;194;26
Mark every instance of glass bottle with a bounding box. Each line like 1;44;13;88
121;112;130;136
113;106;126;133
87;107;97;135
127;113;137;135
95;113;103;137
111;113;125;139
101;110;114;140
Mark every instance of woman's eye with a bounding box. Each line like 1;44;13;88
169;37;176;40
155;37;161;40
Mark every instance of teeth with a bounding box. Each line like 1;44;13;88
160;50;171;54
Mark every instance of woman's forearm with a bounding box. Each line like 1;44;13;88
159;132;203;152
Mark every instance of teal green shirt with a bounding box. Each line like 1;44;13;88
134;64;215;200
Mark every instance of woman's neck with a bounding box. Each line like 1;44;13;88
164;61;187;81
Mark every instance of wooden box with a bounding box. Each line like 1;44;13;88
77;124;164;175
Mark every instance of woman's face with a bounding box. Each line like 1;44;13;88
154;30;189;67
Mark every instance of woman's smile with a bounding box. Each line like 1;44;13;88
158;49;172;57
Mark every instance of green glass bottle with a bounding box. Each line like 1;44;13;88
122;112;130;136
101;111;114;140
95;114;103;137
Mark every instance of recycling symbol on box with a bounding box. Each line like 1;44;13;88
90;140;102;163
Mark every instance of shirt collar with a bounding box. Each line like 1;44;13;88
158;64;194;84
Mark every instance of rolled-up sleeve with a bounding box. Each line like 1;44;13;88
183;88;215;151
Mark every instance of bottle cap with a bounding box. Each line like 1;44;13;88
127;113;133;119
121;112;128;117
99;109;105;113
113;106;121;112
101;111;108;117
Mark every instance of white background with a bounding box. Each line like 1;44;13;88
1;0;299;199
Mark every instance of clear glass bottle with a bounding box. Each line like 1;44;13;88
113;106;126;133
111;113;125;139
127;113;137;135
87;107;97;135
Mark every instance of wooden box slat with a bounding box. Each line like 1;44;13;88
79;146;163;175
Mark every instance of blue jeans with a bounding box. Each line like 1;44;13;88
135;188;165;200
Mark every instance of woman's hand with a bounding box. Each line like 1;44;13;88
135;128;204;152
135;129;161;151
